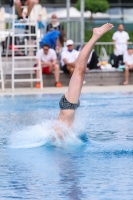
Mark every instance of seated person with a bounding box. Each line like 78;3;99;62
35;44;62;88
110;53;124;68
123;46;133;85
79;45;99;70
61;39;79;76
10;0;35;21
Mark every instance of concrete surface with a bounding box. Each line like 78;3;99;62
0;85;133;96
2;70;133;88
1;58;133;90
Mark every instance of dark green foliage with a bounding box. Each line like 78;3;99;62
76;0;109;13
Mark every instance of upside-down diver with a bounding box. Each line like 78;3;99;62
54;23;114;139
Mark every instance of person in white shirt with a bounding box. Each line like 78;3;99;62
112;24;130;67
123;46;133;85
35;44;62;88
61;39;79;76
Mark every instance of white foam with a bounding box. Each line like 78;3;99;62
8;121;51;149
8;107;90;149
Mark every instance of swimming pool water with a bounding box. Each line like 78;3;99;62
0;93;133;200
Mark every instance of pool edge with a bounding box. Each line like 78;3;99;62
0;85;133;96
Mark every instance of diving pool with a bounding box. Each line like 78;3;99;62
0;93;133;199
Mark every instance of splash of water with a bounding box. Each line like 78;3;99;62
8;107;90;149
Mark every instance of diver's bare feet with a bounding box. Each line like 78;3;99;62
93;23;114;39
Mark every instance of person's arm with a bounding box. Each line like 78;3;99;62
126;32;130;46
113;40;116;49
36;58;47;68
63;58;75;67
42;61;52;66
36;50;50;66
36;58;46;66
52;59;57;66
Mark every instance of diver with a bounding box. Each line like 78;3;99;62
54;23;114;139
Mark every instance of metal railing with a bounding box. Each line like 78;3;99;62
94;42;133;60
1;25;133;56
1;17;133;59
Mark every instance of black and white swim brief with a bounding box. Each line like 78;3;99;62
59;95;80;110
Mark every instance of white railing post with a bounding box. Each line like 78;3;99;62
80;0;84;45
12;1;15;91
66;0;70;39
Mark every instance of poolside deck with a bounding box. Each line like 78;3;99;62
0;85;133;95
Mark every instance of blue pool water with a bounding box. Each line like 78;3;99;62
0;93;133;199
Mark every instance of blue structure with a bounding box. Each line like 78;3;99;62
40;30;60;49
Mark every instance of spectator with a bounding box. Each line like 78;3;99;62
46;14;64;32
35;44;62;88
46;14;65;50
61;39;79;76
87;49;99;70
40;30;64;66
78;45;99;70
112;24;130;68
40;30;61;50
10;0;35;21
23;0;42;22
123;46;133;85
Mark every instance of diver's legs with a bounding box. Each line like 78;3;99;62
65;23;114;104
57;23;114;127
